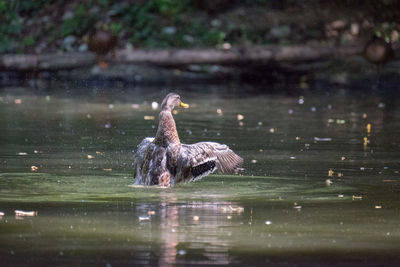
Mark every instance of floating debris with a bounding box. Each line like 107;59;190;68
17;152;28;156
265;220;272;225
139;216;150;221
363;137;369;147
378;102;385;108
290;156;296;160
31;166;39;172
147;211;155;215
367;123;371;134
327;119;335;123
0;211;4;216
87;155;94;159
362;113;367;119
103;168;112;171
296;136;300;141
230;206;244;212
151;101;159;110
238;121;244;126
131;104;140;109
298;98;304;104
172;110;179;115
328;170;334;177
193;216;199;221
310;107;316;112
108;104;114;109
269;128;275;133
15;210;38;216
293;202;302;209
221;206;244;213
258;121;263;126
338;194;344;198
288;109;294;114
325;179;333;186
14;98;22;104
237;114;244;121
178;250;187;256
314;137;332;142
360;167;365;171
227;215;232;220
104;122;111;129
336;119;346;124
375;205;382;209
144;115;155;120
337;172;343;178
352;195;362;200
251;159;257;164
216;108;223;115
341;156;346;161
86;114;92;119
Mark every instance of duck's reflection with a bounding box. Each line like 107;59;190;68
159;192;179;266
137;191;244;266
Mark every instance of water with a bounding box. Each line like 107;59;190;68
0;84;399;266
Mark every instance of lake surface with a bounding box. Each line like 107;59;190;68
0;84;399;266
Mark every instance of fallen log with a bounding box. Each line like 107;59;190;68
0;44;363;71
0;53;96;71
115;45;362;66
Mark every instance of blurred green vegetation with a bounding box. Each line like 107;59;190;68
0;0;399;53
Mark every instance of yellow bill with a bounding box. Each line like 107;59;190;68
180;101;189;108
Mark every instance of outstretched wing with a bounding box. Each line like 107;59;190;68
133;137;156;185
176;142;243;183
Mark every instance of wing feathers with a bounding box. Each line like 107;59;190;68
177;142;243;182
135;138;243;185
191;160;217;177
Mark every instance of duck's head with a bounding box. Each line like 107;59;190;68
161;93;189;111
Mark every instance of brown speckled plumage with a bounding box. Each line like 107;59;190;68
155;111;181;146
133;93;243;187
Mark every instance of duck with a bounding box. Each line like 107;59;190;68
133;93;243;187
363;35;395;66
88;29;118;69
